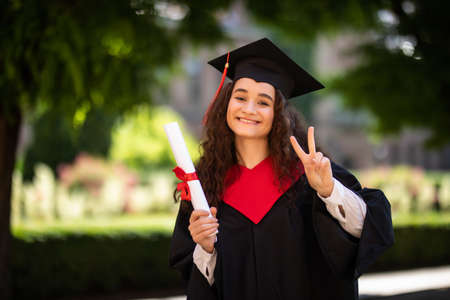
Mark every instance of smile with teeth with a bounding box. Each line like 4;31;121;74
237;117;260;125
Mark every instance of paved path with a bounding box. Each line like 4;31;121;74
135;265;450;300
359;265;450;297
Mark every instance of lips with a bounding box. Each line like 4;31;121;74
237;117;260;125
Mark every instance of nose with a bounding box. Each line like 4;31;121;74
241;99;257;114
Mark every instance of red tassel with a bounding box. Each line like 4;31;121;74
202;52;230;125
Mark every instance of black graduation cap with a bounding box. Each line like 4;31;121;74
208;37;324;100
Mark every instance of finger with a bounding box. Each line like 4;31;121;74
189;214;199;225
197;226;219;241
319;157;331;173
290;136;308;163
210;207;217;218
192;216;218;228
189;210;209;223
314;152;323;164
189;221;218;236
189;209;210;224
308;126;316;156
188;215;217;234
192;216;218;231
190;223;219;237
315;157;331;180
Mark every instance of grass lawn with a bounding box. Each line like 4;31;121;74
392;211;450;227
12;210;450;238
12;213;177;238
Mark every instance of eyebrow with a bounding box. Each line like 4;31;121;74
233;88;274;102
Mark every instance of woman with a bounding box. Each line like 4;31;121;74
169;38;394;300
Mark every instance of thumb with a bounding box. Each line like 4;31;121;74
210;207;217;218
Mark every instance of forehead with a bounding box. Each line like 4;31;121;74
232;77;275;97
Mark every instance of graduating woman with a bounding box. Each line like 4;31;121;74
169;38;394;300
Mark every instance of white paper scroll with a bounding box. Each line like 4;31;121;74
164;122;211;215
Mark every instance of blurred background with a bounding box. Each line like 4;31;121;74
1;0;449;299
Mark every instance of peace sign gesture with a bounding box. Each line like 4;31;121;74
290;126;334;198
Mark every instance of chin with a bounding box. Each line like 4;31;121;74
236;133;262;139
232;128;267;140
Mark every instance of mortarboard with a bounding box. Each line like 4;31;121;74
203;38;324;123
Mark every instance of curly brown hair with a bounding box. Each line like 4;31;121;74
175;81;314;211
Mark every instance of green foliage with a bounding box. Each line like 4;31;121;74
0;0;231;117
331;1;450;146
11;232;179;300
370;225;450;273
10;220;450;299
2;0;154;115
332;43;450;146
244;0;381;40
1;0;231;183
244;0;450;146
176;0;232;45
23;108;117;180
109;105;200;170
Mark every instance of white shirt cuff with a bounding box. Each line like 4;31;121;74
318;178;367;238
193;243;217;286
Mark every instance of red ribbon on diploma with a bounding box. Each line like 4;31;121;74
172;166;198;201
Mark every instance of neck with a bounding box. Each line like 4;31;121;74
235;136;270;169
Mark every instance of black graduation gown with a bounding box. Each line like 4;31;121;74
169;162;395;300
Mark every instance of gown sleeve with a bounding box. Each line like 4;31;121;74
318;177;367;238
193;244;217;285
168;203;219;299
311;162;395;280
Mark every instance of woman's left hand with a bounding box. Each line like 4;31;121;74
290;126;334;197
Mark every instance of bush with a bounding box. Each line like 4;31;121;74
11;161;176;224
11;224;450;299
12;231;181;300
356;166;450;214
368;224;450;273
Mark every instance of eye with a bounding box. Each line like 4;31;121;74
235;96;245;101
259;101;269;106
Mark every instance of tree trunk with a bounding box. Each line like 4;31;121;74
0;103;21;300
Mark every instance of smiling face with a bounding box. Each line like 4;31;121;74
226;77;275;140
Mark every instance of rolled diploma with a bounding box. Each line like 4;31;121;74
164;122;211;215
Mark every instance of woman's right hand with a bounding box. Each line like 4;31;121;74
188;207;218;253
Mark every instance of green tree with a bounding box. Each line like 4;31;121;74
23;108;118;181
331;1;450;146
244;0;450;145
0;0;231;298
